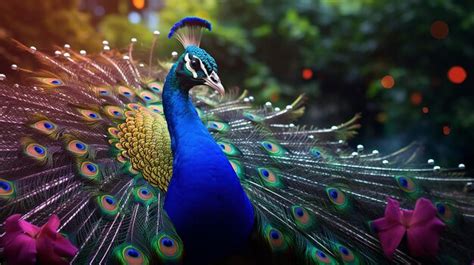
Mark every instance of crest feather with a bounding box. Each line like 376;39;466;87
168;17;212;48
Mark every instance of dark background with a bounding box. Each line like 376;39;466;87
0;0;472;166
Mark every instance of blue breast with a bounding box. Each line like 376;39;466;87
162;75;255;263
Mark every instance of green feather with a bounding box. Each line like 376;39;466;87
112;243;149;265
152;232;183;263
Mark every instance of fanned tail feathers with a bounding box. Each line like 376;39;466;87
0;34;473;265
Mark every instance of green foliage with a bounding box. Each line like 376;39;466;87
0;0;100;70
209;0;474;164
99;15;154;48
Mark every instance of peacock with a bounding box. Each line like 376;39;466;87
0;17;473;265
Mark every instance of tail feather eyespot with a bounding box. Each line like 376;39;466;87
96;194;119;217
263;225;288;252
260;140;287;157
113;244;149;265
217;141;241;156
24;142;48;162
132;186;156;206
127;103;143;111
326;187;350;210
67;140;89;157
308;246;336;264
78;161;100;181
207;121;230;133
35;77;64;87
310;147;323;159
147;104;163;114
435;202;456;225
152;233;183;262
77;109;102;122
257;167;283;188
96;87;111;96
31;120;57;135
139;91;159;104
0;178;16;199
334;243;359;264
103;106;125;120
291;205;315;229
118;86;136;99
243;111;264;122
395;176;417;194
147;82;162;94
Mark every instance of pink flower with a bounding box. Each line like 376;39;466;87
1;214;78;265
371;197;445;258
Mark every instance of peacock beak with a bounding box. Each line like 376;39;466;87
204;71;225;95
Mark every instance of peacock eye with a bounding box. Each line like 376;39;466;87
191;59;199;68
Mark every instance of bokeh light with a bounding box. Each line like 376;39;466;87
447;66;467;84
443;125;451;136
430;20;449;39
380;75;395;89
270;93;280;102
132;0;145;10
128;12;141;24
302;68;313;80
410;92;422;106
422;106;429;114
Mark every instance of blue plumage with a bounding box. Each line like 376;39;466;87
163;60;255;262
168;16;212;39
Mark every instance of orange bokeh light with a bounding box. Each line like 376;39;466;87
410;92;422;106
302;68;313;80
422;107;429;114
270;93;280;102
132;0;145;9
442;125;451;136
448;66;467;84
430;20;449;39
381;75;395;89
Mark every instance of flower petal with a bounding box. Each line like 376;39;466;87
3;234;38;265
376;222;406;257
53;235;79;257
42;214;60;231
371;198;407;258
410;197;437;226
37;215;78;265
3;214;40;237
0;215;38;265
407;198;445;257
384;197;402;222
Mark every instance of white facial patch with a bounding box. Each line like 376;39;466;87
184;53;198;78
198;58;209;77
184;53;210;79
209;71;220;84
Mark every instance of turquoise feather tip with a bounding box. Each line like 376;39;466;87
168;17;212;39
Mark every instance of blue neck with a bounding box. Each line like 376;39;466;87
162;67;207;157
162;65;255;263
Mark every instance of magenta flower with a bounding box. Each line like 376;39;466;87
371;197;445;258
1;214;78;265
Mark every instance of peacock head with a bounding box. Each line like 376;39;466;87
168;17;224;95
174;46;223;95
